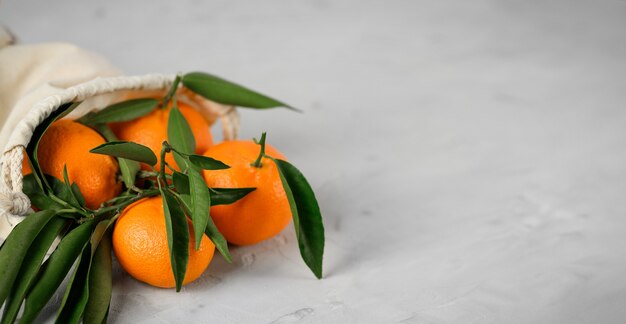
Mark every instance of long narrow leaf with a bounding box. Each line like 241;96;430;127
172;172;190;195
188;168;211;250
182;72;294;110
174;190;231;263
271;158;325;279
55;247;91;324
55;218;115;324
161;190;190;292
203;216;231;263
78;98;158;125
167;105;195;170
210;187;256;206
0;210;56;305
0;217;65;324
188;155;229;170
93;124;141;190
90;141;157;166
62;165;84;208
20;220;97;323
83;231;112;324
26;102;81;193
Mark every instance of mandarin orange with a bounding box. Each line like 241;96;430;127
109;101;213;171
31;119;122;209
112;196;215;288
201;140;291;246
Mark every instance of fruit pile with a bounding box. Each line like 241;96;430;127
0;73;324;323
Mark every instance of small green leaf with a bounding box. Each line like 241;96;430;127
93;124;141;190
161;190;190;292
188;155;230;170
78;98;158;125
182;72;295;110
167;104;196;170
203;215;231;263
0;210;57;306
271;158;325;279
0;217;67;324
170;172;254;206
90;141;157;166
118;157;141;190
160;75;182;110
188;168;211;250
50;176;71;202
210;187;256;206
62;165;85;209
26;102;81;193
71;183;86;208
172;172;190;195
20;220;97;323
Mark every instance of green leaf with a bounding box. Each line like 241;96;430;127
20;220;97;323
90;141;157;166
271;158;325;279
22;174;63;210
160;190;190;292
70;183;86;208
92;124;141;190
118;157;141;190
56;246;91;324
62;165;85;209
188;155;230;170
83;231;112;324
188;168;210;250
56;219;115;323
182;72;295;110
209;187;256;206
78;98;158;125
0;210;56;306
167;104;195;170
28;193;63;211
55;218;116;324
203;214;231;263
170;172;254;206
172;172;190;195
26;102;81;193
172;189;231;263
160;75;182;110
0;217;67;324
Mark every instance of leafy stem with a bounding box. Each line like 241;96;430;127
251;132;267;168
161;74;182;110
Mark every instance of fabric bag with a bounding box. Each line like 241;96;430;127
0;30;239;240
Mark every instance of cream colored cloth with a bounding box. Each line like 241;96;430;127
0;40;122;239
0;38;239;241
0;42;122;151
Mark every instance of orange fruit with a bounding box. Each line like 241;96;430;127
112;196;215;288
32;119;122;209
110;101;213;171
201;140;291;246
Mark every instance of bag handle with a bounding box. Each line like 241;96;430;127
0;74;239;220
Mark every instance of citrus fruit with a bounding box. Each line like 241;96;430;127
31;119;122;209
109;101;213;171
201;140;291;246
112;196;215;288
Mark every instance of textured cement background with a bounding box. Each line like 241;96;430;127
2;0;626;323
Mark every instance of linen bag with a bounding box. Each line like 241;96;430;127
0;30;238;240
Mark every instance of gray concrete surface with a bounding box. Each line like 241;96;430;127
2;0;626;323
